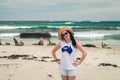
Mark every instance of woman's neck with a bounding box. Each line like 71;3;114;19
65;39;71;43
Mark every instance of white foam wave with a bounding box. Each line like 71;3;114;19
0;33;20;37
74;32;105;39
64;22;73;24
0;25;31;29
47;26;73;28
49;32;58;37
116;27;120;29
47;26;58;28
50;32;107;39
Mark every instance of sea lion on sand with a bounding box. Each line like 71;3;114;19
47;39;56;46
13;38;24;46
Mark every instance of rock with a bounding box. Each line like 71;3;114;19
20;32;51;38
82;44;96;47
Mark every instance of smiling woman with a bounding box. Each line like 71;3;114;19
51;27;87;80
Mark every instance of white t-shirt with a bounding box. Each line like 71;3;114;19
59;40;77;70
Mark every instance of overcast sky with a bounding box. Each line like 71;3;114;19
0;0;120;21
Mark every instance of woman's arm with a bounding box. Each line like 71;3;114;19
74;40;87;66
51;42;61;64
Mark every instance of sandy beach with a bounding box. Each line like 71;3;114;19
0;45;120;80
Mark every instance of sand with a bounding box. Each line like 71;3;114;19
0;45;120;80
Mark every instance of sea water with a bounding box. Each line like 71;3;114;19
0;21;120;48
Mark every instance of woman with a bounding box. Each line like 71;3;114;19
51;27;87;80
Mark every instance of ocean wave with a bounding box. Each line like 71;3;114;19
0;25;120;31
73;26;120;30
49;32;58;37
64;22;74;24
0;25;31;29
0;31;119;40
104;34;120;40
116;27;120;30
0;33;20;37
74;32;105;39
49;31;120;40
50;32;106;39
46;26;56;28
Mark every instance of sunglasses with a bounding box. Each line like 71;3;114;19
62;32;68;37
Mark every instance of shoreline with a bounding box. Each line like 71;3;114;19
0;37;120;49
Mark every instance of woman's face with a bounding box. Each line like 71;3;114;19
62;31;70;40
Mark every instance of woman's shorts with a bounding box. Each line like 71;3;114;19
59;69;77;76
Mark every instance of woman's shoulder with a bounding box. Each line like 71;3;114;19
53;42;61;49
75;40;82;47
75;40;80;43
60;40;66;44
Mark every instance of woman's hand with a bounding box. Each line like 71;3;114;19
55;59;60;65
73;61;81;66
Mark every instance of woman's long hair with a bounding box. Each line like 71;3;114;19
66;31;76;48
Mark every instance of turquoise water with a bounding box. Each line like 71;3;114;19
0;21;120;48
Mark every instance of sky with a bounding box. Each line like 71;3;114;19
0;0;120;21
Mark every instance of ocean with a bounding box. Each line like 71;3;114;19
0;21;120;48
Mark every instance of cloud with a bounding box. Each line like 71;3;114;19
0;0;119;8
0;0;120;21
